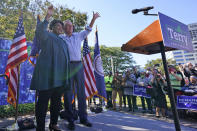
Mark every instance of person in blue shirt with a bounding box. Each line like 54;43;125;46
123;69;136;111
137;70;147;113
132;67;140;110
60;11;100;130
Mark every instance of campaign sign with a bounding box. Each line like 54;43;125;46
133;85;151;98
158;12;193;52
0;38;35;105
177;95;197;110
124;87;133;96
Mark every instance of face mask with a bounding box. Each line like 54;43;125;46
185;67;190;71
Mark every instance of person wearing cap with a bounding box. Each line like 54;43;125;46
30;6;70;131
137;69;148;113
132;67;140;110
112;71;123;110
184;63;197;79
189;75;197;86
151;69;167;118
60;11;100;130
168;65;183;102
122;69;134;111
105;72;113;108
144;70;153;113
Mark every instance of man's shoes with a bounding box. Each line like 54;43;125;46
155;115;160;118
128;108;133;112
112;108;116;111
148;110;154;114
49;124;61;131
142;109;146;113
80;120;92;127
67;122;75;130
133;106;138;111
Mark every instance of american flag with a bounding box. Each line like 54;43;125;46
83;38;98;98
5;13;28;107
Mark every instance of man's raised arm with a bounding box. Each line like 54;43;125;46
79;12;100;41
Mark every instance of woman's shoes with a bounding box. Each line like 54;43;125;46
49;124;61;131
155;115;160;118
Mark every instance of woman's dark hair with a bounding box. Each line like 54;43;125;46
49;19;64;30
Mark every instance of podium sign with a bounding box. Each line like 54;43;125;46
158;12;193;52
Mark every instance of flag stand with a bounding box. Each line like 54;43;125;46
34;90;38;124
15;65;20;123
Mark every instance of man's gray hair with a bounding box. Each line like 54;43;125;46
64;19;72;26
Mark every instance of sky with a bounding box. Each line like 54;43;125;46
52;0;197;67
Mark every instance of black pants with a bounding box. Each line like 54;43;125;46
106;91;112;107
123;95;126;107
132;95;138;109
123;95;132;109
106;91;112;101
36;87;64;131
140;97;152;110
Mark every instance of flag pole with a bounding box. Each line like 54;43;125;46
35;91;38;117
14;9;22;123
15;65;20;123
111;57;114;76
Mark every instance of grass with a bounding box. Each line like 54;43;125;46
114;95;171;109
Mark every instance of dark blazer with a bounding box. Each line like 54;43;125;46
30;20;70;91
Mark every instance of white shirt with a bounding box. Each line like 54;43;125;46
60;26;92;61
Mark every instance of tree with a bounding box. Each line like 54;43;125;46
88;45;136;74
145;58;176;74
0;0;87;41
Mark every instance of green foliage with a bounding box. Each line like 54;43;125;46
87;46;136;74
0;0;87;41
0;103;35;118
145;58;176;74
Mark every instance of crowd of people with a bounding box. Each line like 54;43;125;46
104;63;197;118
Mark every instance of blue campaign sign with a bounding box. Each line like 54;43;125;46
133;85;151;98
158;12;193;52
177;95;197;110
0;38;35;105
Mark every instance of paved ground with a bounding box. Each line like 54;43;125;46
0;109;197;131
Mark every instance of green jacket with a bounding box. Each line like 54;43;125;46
105;76;113;91
30;20;70;91
170;74;182;90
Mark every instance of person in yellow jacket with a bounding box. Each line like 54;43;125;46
104;72;113;108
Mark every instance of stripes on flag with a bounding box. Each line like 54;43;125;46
82;38;98;99
7;66;19;107
5;35;27;73
5;12;28;107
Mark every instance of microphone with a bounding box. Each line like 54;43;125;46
132;6;154;14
